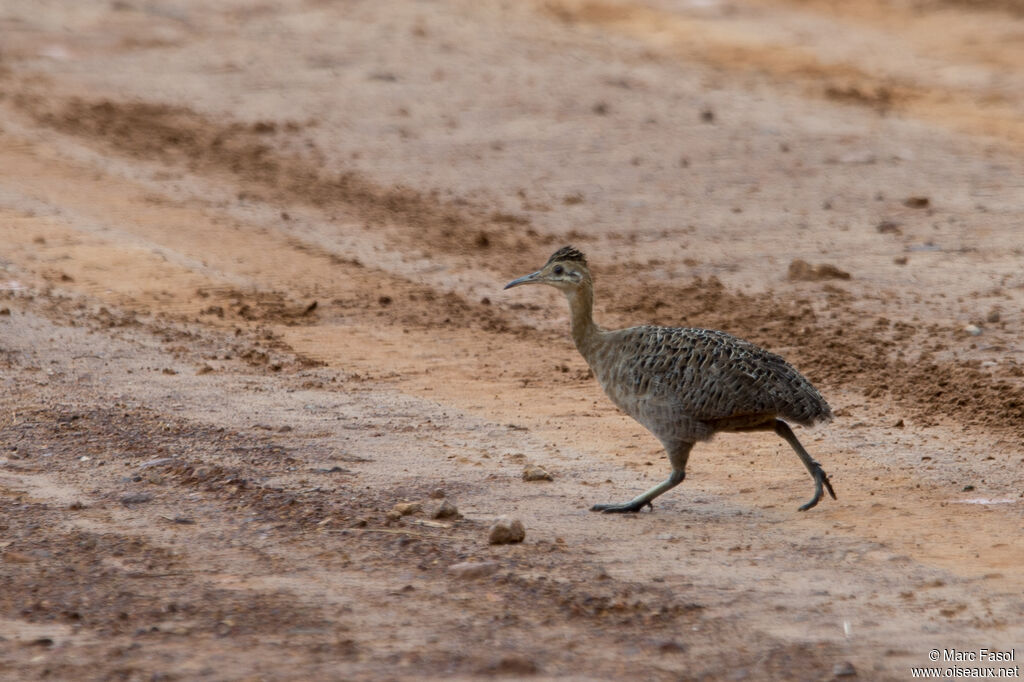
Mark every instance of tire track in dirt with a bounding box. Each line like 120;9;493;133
0;183;1018;680
12;93;550;271
539;0;1024;147
0;148;523;343
0;309;860;681
3;320;1019;680
5;93;1024;447
6;227;1020;608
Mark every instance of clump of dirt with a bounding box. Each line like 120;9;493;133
824;82;895;111
198;288;318;325
332;275;526;336
787;259;851;281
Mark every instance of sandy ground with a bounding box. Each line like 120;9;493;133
1;1;1023;679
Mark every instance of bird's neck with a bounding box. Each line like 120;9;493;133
565;283;600;356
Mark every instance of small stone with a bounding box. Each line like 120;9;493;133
658;640;687;653
964;324;982;336
986;309;1001;323
522;465;553;482
488;516;525;545
392;502;421;516
876;220;902;234
431;499;459;519
385;510;402;522
788;259;850;281
120;492;153;506
448;561;500;579
833;661;857;677
903;196;930;209
429;488;445;499
139;457;176;469
483;655;538;675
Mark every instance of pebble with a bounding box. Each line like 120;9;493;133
658;640;687;653
448;561;500;579
392;502;421;516
139;457;177;469
485;655;539;675
431;499;459;519
120;492;153;506
833;661;857;677
522;465;553;482
488;516;526;545
964;324;982;336
787;259;850;281
986;309;1000;323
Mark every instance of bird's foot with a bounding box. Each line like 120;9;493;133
797;497;819;512
797;464;837;512
590;500;653;513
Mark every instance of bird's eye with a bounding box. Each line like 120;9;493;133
553;265;564;275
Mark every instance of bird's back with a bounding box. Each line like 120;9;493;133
581;324;831;445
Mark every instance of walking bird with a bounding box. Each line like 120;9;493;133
504;246;836;513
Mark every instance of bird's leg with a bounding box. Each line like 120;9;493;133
591;443;692;513
590;470;685;513
772;419;836;511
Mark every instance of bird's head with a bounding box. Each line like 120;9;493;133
503;246;591;293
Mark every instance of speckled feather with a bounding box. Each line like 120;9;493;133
582;324;832;446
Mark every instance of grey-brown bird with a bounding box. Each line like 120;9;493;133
504;246;836;513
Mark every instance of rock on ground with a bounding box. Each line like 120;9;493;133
488;516;526;545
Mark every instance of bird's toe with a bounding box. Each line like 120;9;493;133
590;501;651;513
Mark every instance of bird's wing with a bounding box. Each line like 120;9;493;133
619;326;826;424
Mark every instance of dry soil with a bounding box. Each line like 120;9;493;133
0;1;1022;680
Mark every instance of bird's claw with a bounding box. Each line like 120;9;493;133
797;467;836;511
590;500;653;513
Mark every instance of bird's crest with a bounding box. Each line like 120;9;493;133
545;246;587;267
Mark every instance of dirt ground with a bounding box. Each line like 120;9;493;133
1;1;1022;680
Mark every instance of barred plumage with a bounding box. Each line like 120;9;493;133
505;246;836;513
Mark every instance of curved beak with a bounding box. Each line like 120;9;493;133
503;270;544;290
